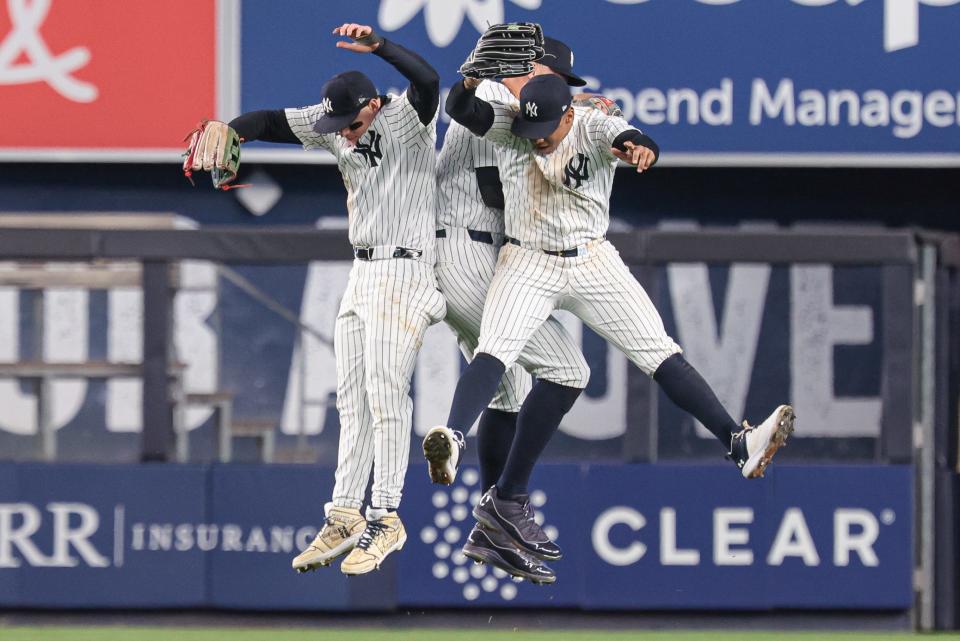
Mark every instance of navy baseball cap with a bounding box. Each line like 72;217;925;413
312;71;378;134
511;75;572;140
539;37;586;87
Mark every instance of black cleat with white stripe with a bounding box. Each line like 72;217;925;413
462;524;556;585
473;486;562;561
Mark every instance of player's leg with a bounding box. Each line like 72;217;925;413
292;297;368;572
428;334;530;488
568;241;794;478
445;244;565;436
430;236;560;579
497;314;591;493
429;233;531;487
448;249;583;562
341;261;445;574
469;309;589;563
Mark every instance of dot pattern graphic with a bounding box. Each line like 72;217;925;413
419;466;558;603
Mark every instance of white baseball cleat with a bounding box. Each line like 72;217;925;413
291;503;365;573
422;425;465;485
729;404;796;479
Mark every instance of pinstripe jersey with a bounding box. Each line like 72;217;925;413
286;90;438;257
436;80;515;233
484;104;633;251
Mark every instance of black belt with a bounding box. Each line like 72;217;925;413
436;228;495;245
504;236;580;258
353;246;423;261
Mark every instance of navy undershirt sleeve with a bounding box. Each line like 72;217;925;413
446;81;495;137
228;110;299;145
373;38;439;126
612;129;660;165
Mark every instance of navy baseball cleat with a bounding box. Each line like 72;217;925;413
422;425;465;485
473;486;562;561
462;524;556;585
729;404;795;479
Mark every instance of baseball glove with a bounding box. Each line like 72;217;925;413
572;93;624;118
459;22;545;79
182;120;243;190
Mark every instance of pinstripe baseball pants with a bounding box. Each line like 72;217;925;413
436;227;591;402
332;258;446;510
478;240;681;376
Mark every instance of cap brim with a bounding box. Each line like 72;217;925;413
312;109;361;134
511;115;563;140
559;71;587;87
540;63;587;87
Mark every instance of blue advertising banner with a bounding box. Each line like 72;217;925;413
398;464;914;610
239;0;960;163
0;462;913;610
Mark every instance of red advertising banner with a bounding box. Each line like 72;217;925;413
0;0;216;150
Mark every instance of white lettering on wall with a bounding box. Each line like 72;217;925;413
791;265;881;436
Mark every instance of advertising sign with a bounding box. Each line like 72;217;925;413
240;0;960;164
0;0;216;156
0;463;913;610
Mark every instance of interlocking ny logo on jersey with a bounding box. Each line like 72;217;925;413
563;153;590;189
354;129;383;167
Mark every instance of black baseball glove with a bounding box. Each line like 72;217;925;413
459;22;545;79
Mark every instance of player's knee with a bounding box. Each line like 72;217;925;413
363;375;408;413
538;352;590;389
643;343;684;377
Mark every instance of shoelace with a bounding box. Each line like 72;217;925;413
322;516;352;541
451;430;466;449
727;421;754;464
515;499;545;540
356;520;389;551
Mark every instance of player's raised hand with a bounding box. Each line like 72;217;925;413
333;23;382;53
611;141;656;173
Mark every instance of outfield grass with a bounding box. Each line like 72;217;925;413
2;629;960;641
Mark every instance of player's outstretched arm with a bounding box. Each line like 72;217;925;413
229;110;300;144
446;79;496;138
333;23;439;126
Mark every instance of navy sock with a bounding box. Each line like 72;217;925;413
653;353;738;448
446;353;506;433
477;408;518;490
497;381;583;499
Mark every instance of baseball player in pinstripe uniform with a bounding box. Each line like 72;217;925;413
437;69;795;571
227;23;444;575
425;38;613;583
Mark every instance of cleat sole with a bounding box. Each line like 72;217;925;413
747;405;795;479
423;430;455;485
292;533;362;573
463;545;556;585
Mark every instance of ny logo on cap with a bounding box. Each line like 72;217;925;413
525;102;538;117
318;97;333;115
